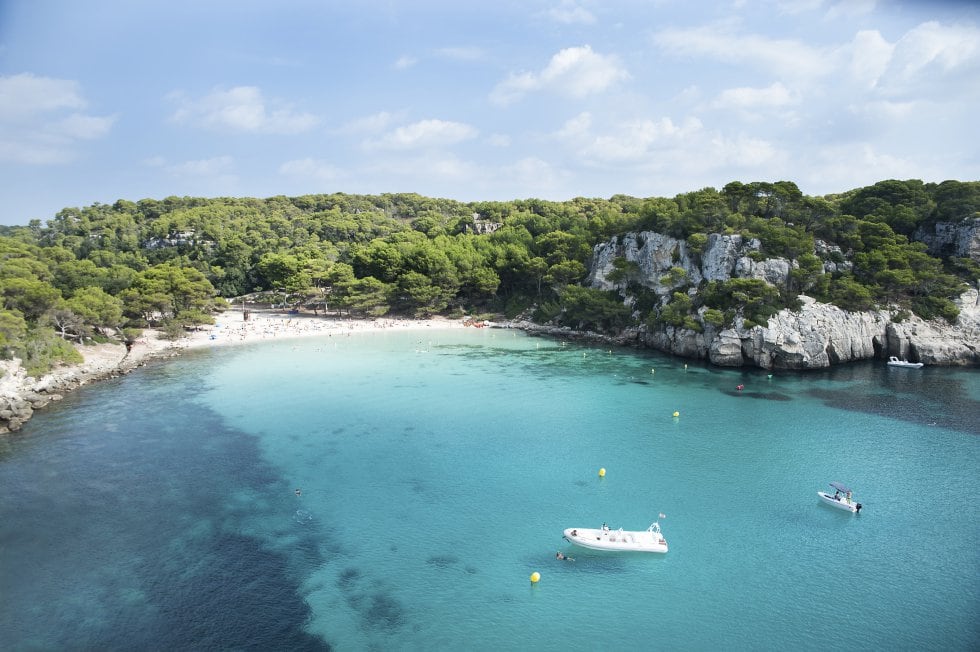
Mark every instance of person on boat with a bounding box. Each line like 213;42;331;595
833;490;840;500
845;491;852;505
602;522;609;531
570;529;578;537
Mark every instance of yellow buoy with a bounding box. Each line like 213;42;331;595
673;411;680;418
598;467;606;477
530;571;541;583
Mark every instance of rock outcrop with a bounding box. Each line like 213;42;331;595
914;218;980;261
0;340;168;434
582;231;980;369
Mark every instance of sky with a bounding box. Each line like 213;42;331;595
1;0;979;226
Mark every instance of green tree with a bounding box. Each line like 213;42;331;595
558;285;631;332
67;286;124;332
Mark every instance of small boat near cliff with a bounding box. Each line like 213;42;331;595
887;356;923;368
562;520;668;553
817;482;862;513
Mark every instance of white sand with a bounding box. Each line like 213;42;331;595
0;310;471;404
180;309;466;351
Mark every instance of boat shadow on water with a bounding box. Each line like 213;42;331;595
722;390;793;400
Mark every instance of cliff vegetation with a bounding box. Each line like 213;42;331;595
1;179;978;374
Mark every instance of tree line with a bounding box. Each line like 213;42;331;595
1;181;978;375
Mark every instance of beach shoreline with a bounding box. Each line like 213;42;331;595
0;309;470;434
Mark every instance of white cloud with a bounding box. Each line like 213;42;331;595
168;86;318;134
0;73;86;119
706;133;781;168
547;1;596;25
845;30;894;89
555;111;704;163
805;143;921;192
490;45;630;105
545;109;789;191
652;23;832;80
0;73;114;164
279;158;344;182
774;0;824;15
340;111;401;135
849;99;917;120
877;21;980;94
166;156;235;177
55;113;115;140
365;119;477;150
824;0;876;20
501;157;570;195
486;133;512;147
394;55;417;70
713;82;799;110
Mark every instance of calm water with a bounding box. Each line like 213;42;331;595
1;328;978;651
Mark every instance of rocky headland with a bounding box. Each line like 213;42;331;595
501;225;980;370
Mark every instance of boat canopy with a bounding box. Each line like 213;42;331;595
829;482;851;492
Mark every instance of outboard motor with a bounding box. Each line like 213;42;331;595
855;503;863;513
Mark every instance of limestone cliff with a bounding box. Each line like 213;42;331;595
914;218;980;260
584;231;979;369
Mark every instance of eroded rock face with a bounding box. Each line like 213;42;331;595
588;231;792;297
586;231;980;369
914;219;980;261
740;297;886;369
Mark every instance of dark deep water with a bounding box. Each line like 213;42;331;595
1;331;978;650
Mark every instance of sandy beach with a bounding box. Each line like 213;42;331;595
181;309;467;350
0;310;472;433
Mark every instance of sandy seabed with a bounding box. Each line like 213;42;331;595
0;310;470;408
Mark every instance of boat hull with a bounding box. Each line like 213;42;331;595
887;357;923;368
817;492;860;512
563;526;668;553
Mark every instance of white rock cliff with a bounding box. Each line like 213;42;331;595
587;230;980;369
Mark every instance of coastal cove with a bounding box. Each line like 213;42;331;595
1;327;977;650
0;310;468;434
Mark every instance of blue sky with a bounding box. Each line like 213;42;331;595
1;0;978;225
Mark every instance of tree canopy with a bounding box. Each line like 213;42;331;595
1;180;976;373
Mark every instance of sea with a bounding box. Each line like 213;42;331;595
1;327;977;651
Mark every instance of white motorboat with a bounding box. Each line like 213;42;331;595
817;482;862;513
562;521;668;553
887;356;923;368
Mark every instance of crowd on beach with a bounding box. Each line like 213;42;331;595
185;310;465;349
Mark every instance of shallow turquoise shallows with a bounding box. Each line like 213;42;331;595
1;328;978;651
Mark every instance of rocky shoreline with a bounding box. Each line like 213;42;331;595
0;333;183;434
497;289;980;370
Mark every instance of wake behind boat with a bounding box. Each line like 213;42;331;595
563;521;668;553
817;482;862;513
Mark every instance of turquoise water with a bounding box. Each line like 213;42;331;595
1;328;978;650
